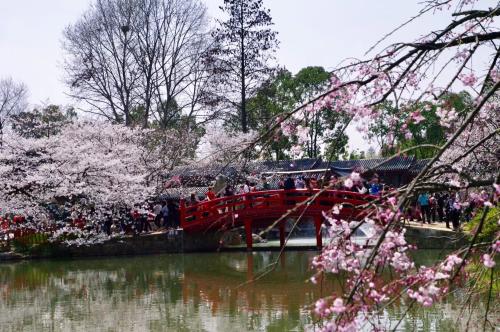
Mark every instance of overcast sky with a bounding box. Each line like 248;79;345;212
0;0;485;150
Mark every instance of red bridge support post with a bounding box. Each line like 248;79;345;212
179;199;186;228
314;216;322;250
244;218;253;251
279;224;285;249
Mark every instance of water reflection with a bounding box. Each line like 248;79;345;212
0;252;322;331
0;251;493;331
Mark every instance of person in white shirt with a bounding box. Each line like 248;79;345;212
243;180;251;193
295;176;306;189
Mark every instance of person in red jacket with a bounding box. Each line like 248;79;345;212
0;217;9;233
13;215;25;224
73;214;86;229
206;186;216;201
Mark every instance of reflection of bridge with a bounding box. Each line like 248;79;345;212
180;189;375;250
180;253;338;317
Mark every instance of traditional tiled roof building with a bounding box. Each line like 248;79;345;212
162;156;428;199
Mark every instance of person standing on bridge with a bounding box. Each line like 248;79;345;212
320;170;332;188
284;175;295;190
167;200;180;228
436;192;447;224
206;187;216;201
446;194;461;230
153;202;162;228
223;185;235;212
243;180;251;193
303;177;311;190
224;185;234;197
260;176;271;190
295;176;306;189
418;192;431;224
310;177;319;189
188;192;199;206
369;176;382;195
237;184;246;195
161;202;169;229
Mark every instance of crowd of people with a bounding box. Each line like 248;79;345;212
415;190;494;230
184;170;496;234
2;170;496;243
277;171;385;195
0;199;182;242
185;170;387;206
124;200;181;235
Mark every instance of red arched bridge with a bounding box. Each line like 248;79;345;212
180;189;376;250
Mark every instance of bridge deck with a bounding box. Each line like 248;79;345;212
180;189;377;250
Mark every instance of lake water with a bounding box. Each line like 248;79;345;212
0;251;494;331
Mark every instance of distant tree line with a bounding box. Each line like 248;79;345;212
1;0;470;163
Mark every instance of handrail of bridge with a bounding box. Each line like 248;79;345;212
180;189;376;232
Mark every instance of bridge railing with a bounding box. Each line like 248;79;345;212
180;189;376;231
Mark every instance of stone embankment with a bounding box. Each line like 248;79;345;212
404;222;467;249
0;223;467;262
0;230;222;261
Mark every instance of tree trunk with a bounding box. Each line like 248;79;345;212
143;92;151;129
240;3;247;133
125;112;131;126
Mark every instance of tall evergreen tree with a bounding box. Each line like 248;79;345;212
208;0;278;133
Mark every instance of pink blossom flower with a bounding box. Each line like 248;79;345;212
391;251;414;271
448;255;463;265
314;298;328;316
296;125;309;145
410;111;425;124
441;254;463;272
434;272;449;280
280;121;296;137
483;254;495;268
459;73;478;87
436;107;459;128
490;69;500;83
350;172;361;182
332;298;346;313
493;183;500;195
344;178;354;189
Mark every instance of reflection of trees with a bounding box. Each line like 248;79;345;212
385;297;491;331
0;252;494;331
0;253;323;331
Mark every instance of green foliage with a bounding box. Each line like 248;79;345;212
210;0;279;133
400;102;447;159
131;99;205;161
11;233;56;256
324;134;349;160
368;92;473;158
247;66;350;160
464;206;499;242
342;149;366;160
11;104;76;138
